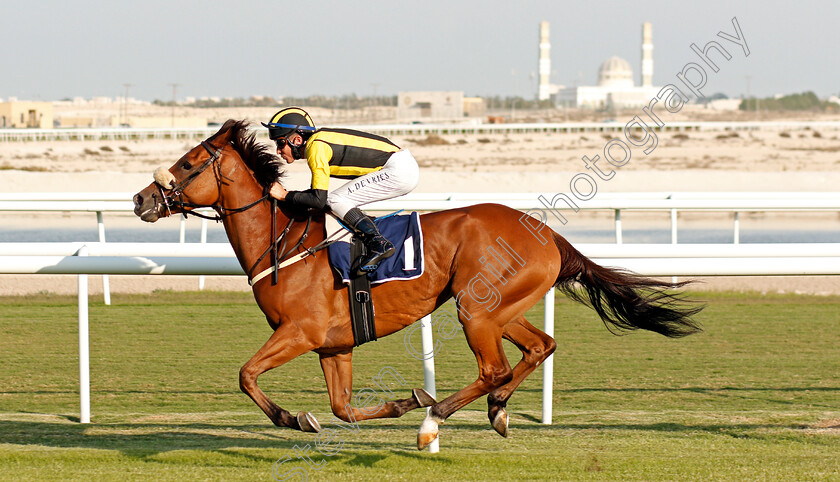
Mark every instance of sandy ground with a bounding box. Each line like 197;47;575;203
1;111;839;296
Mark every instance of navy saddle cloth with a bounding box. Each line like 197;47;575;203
328;212;424;284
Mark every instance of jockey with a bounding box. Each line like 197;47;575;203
264;107;420;272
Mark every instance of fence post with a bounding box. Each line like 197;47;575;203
179;217;187;243
671;209;678;284
614;209;622;244
670;209;678;244
419;314;439;453
199;218;207;290
542;289;555;424
77;245;91;423
96;211;110;305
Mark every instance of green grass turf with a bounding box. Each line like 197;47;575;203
0;289;838;480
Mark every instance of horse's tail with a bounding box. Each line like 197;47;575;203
552;232;703;338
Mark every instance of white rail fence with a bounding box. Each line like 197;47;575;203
3;120;840;142
4;242;840;276
2;192;839;452
4;191;839;248
3;190;838;292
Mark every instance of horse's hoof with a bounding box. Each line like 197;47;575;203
412;388;436;407
417;414;442;450
491;408;509;438
297;411;321;433
417;431;438;451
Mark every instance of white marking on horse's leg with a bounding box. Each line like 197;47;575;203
417;413;443;450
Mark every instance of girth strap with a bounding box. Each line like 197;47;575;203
349;236;377;346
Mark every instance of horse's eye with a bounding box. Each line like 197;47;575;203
182;161;192;170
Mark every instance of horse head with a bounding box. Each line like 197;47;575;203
133;119;279;223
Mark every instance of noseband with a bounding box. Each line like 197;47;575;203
156;140;268;221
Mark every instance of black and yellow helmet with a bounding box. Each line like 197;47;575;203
262;107;316;139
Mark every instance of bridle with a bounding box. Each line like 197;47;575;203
154;138;333;285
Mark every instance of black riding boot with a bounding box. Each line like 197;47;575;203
344;208;396;272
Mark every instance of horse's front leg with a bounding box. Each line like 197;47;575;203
318;350;436;422
240;323;322;432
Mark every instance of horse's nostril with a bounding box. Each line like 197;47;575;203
133;193;143;206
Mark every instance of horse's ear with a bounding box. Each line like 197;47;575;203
212;119;245;146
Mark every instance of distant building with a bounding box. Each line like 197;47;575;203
109;116;209;128
397;91;464;122
462;97;486;118
0;101;53;128
552;22;660;110
537;21;562;101
706;98;742;111
57;116;97;128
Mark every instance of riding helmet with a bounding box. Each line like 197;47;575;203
262;107;316;139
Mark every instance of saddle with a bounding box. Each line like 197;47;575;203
327;212;424;346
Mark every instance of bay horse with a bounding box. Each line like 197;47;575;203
133;120;702;450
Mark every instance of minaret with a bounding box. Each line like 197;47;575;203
641;22;653;87
538;21;551;100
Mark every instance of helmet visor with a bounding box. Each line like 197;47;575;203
261;121;316;139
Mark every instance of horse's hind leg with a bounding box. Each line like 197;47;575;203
319;351;435;422
239;324;321;432
418;324;513;450
487;315;557;437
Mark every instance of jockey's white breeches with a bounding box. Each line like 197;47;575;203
327;149;419;218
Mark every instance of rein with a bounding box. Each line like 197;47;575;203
248;217;343;287
156;139;337;286
247;206;312;283
247;205;349;286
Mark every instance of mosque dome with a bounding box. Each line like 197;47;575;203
597;56;634;88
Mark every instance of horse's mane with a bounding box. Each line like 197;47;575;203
213;119;284;188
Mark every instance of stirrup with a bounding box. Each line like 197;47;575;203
360;263;379;273
359;246;395;272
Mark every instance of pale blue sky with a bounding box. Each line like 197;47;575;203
1;0;836;101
